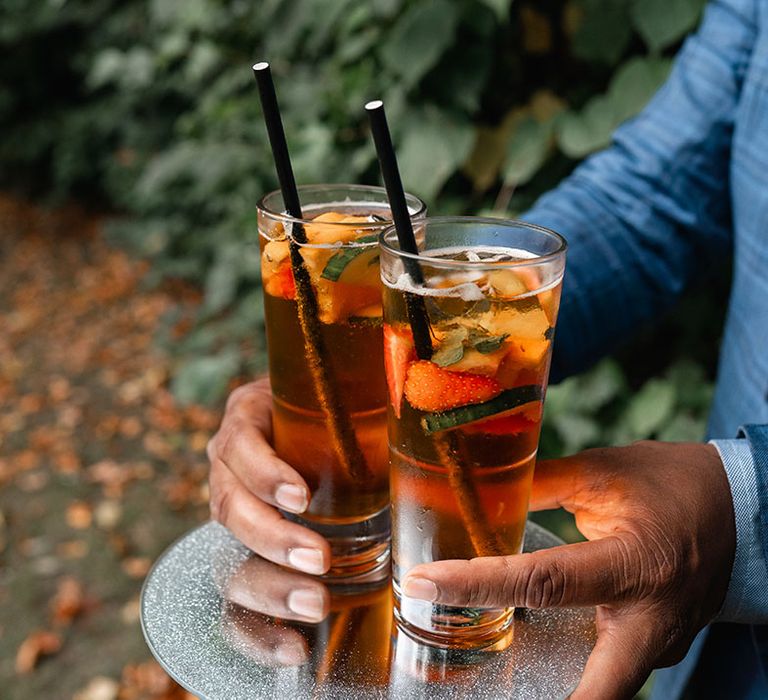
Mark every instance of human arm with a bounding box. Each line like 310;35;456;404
522;0;757;379
401;441;737;700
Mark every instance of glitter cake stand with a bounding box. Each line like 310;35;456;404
141;522;596;700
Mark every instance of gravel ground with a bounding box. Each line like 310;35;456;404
0;196;216;700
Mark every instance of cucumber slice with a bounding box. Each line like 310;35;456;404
420;384;542;435
320;234;378;281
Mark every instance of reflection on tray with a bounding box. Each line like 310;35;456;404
141;522;594;700
218;555;528;698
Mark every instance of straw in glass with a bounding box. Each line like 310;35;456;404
366;100;502;557
253;62;370;483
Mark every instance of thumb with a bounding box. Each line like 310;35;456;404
402;537;630;609
570;613;656;700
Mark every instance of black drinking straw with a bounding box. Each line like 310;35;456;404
252;62;305;239
365;100;433;361
252;62;369;482
366;100;501;558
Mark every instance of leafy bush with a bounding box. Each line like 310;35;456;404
1;0;721;452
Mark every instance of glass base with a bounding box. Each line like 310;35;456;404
393;581;514;649
284;506;390;583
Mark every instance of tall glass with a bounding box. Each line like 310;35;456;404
257;185;426;580
379;217;566;645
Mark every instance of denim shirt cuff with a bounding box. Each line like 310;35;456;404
709;438;768;623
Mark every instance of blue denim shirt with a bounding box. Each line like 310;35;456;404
522;0;768;695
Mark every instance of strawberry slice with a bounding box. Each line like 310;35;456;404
384;324;416;418
404;361;502;413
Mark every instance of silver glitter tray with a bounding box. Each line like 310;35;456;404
141;521;595;700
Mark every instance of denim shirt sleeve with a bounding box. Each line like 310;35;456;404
521;0;757;382
711;424;768;623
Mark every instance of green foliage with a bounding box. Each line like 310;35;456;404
631;0;706;52
558;57;672;157
1;0;718;450
171;351;241;406
540;357;714;457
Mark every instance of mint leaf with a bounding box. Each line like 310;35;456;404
432;327;468;367
432;343;464;367
320;234;378;281
472;334;508;354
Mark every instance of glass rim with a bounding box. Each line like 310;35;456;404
256;183;427;243
379;216;567;269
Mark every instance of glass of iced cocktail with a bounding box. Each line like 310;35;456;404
257;184;426;580
380;216;566;645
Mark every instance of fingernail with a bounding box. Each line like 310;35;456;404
275;483;308;513
275;643;306;666
287;547;325;575
287;588;324;620
403;577;438;602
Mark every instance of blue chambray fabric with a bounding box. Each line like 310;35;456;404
739;426;768;565
714;439;768;623
520;1;768;696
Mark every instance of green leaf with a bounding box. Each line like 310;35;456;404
540;378;577;417
610;57;673;123
372;0;404;19
630;0;705;52
571;0;633;65
571;359;626;412
557;95;616;157
557;57;671;157
203;243;243;314
150;0;223;30
621;378;676;439
428;38;494;113
432;327;469;367
664;360;714;411
502;118;552;186
171;352;240;406
472;334;508;354
87;48;124;89
303;0;357;54
337;27;380;64
657;414;705;442
320;234;378;281
432;343;465;367
184;42;221;84
379;0;460;89
478;0;510;21
551;413;601;453
397;107;475;200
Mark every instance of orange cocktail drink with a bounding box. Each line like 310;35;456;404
258;185;425;579
380;217;566;644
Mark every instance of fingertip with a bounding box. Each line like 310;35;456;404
275;642;308;666
287;547;329;575
275;483;309;513
287;587;329;622
402;577;438;602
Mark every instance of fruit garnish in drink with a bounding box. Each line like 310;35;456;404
384;324;416;418
404;361;502;413
384;260;557;437
419;384;542;434
261;211;385;323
